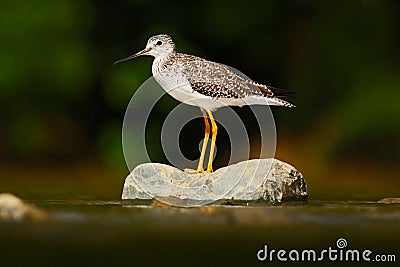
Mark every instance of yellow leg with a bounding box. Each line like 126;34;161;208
197;109;210;172
206;110;217;172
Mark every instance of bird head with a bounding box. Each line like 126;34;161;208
114;34;176;65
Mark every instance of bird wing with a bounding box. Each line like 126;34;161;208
171;53;296;102
174;54;271;98
221;64;296;98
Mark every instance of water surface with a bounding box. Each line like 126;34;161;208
1;197;398;266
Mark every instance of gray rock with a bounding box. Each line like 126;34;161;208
0;193;49;222
122;159;308;206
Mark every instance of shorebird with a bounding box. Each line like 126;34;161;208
115;34;295;173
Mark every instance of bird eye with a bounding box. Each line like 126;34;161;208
155;41;163;46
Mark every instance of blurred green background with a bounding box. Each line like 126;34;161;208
0;0;399;200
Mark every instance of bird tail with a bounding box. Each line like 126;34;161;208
267;86;297;98
273;98;296;108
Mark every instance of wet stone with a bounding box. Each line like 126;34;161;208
377;198;400;204
122;159;308;206
0;193;49;222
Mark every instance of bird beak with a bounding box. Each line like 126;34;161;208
113;47;151;65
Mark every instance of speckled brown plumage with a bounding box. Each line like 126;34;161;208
155;48;295;107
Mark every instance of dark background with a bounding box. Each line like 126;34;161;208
1;1;400;267
1;0;399;200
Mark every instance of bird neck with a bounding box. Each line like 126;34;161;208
156;51;176;60
153;52;176;68
152;53;173;75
